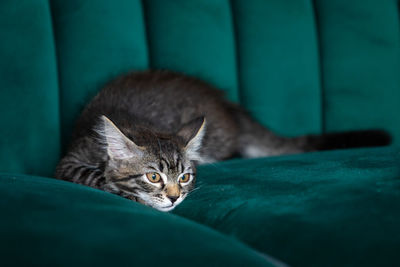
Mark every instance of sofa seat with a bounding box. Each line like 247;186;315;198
174;146;400;266
1;1;400;266
2;147;399;266
0;174;276;267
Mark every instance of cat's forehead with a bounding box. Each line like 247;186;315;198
157;151;186;175
148;139;190;174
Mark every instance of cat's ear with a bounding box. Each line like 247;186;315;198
98;115;144;160
177;117;206;160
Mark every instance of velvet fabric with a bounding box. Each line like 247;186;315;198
143;0;240;103
50;0;149;145
1;0;400;266
0;173;275;267
1;0;399;176
314;0;400;141
231;0;322;136
175;147;400;266
0;0;60;177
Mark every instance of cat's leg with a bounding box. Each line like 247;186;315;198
55;152;105;187
55;137;106;187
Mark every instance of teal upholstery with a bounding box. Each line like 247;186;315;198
232;0;322;136
0;0;60;176
1;0;400;266
0;173;273;266
144;0;240;103
50;0;149;146
174;147;400;266
314;0;400;137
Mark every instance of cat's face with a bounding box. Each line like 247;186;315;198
98;116;205;212
103;140;197;212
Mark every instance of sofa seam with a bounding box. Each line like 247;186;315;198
47;0;64;156
310;0;325;134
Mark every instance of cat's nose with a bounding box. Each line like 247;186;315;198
167;195;179;204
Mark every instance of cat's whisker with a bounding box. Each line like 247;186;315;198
191;185;202;191
186;186;202;196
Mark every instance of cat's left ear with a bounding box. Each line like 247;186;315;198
98;115;145;160
177;117;206;160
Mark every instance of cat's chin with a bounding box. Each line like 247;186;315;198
156;205;175;212
134;196;176;212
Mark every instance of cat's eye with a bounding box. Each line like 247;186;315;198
179;173;191;183
146;172;161;183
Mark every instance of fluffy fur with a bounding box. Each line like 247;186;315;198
55;70;390;211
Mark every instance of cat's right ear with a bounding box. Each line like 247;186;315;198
97;115;145;160
177;117;206;161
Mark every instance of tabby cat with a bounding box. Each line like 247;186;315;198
55;70;389;211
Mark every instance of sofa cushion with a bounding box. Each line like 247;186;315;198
50;0;149;144
231;0;322;136
0;173;278;267
1;0;400;178
314;0;400;142
174;147;400;266
0;0;60;176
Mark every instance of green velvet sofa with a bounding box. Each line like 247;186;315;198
1;0;399;266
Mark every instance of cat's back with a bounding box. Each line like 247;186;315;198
98;70;225;110
73;70;238;141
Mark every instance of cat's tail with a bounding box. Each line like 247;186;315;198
232;106;391;158
303;130;391;151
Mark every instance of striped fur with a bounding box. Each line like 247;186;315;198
55;115;200;212
56;70;390;211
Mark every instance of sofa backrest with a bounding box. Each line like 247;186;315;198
1;0;399;177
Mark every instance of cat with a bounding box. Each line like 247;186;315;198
55;70;390;211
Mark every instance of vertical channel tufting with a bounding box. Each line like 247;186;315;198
0;0;61;176
142;0;239;103
310;0;326;134
50;0;149;149
227;0;240;104
231;0;322;137
314;0;400;144
48;0;63;166
228;0;242;106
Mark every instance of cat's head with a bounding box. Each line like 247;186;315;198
96;115;205;212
